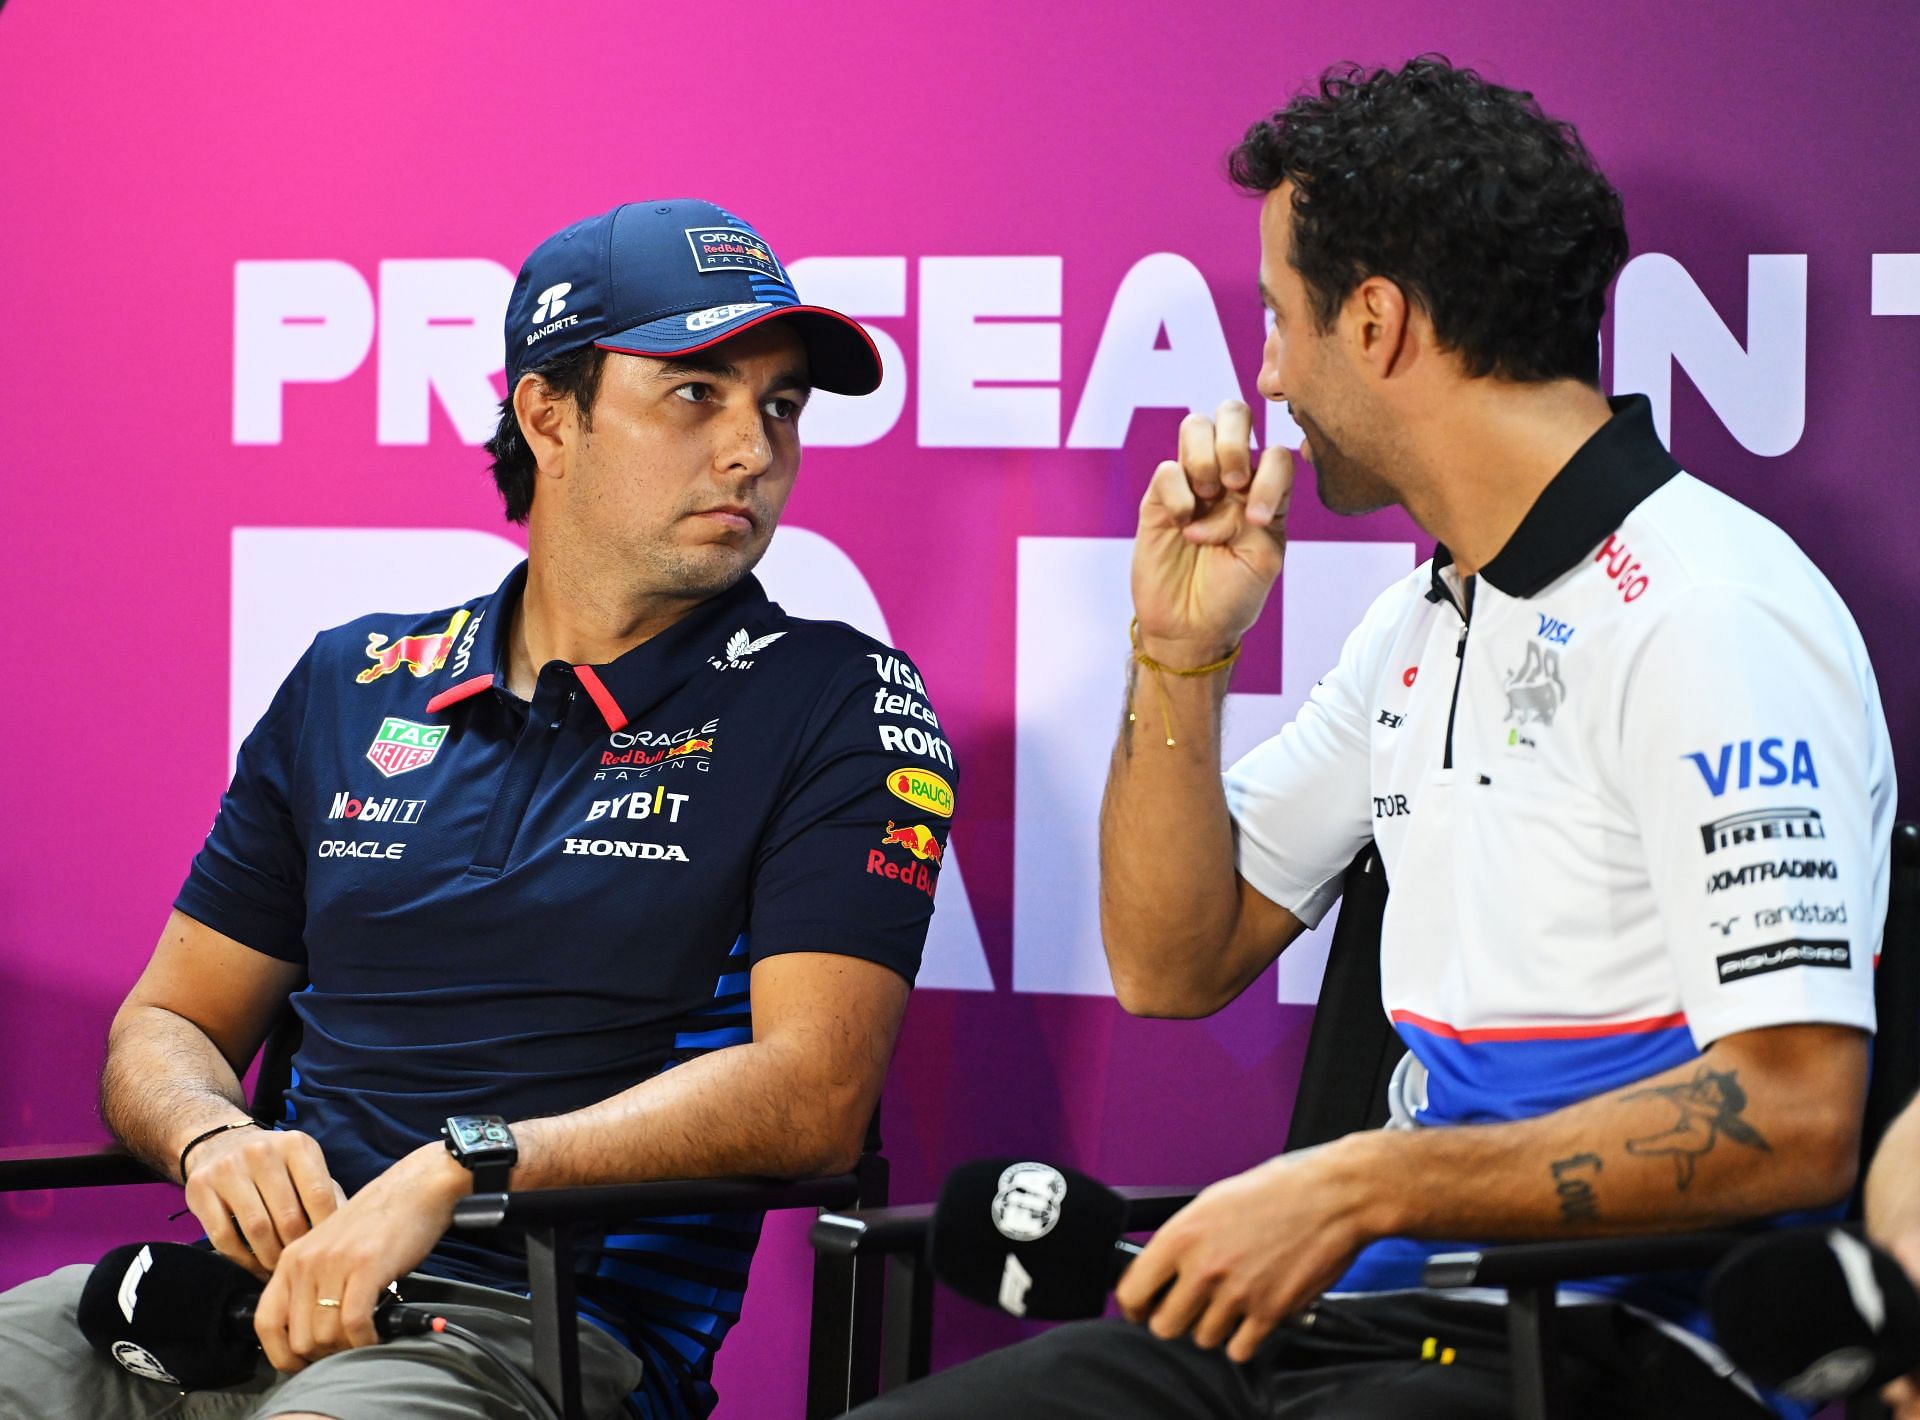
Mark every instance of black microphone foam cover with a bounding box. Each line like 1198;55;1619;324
929;1158;1129;1320
1707;1227;1920;1401
77;1242;263;1389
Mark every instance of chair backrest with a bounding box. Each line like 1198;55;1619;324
1856;820;1920;1207
1283;844;1396;1153
249;995;304;1122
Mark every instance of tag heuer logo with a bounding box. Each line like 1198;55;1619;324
367;718;448;778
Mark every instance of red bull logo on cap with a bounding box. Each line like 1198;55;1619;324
356;609;470;685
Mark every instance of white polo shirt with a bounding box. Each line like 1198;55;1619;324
1226;397;1892;1338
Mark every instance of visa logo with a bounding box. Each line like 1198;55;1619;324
1536;615;1576;645
1685;738;1819;797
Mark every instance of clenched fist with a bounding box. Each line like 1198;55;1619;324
1133;400;1294;664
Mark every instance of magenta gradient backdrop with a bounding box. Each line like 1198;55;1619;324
3;1;1917;1413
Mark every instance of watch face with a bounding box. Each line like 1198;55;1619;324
447;1116;513;1155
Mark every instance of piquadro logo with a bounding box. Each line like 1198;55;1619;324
532;283;571;324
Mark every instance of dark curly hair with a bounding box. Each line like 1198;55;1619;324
1228;57;1627;385
483;345;609;524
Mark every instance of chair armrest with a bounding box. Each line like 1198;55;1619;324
450;1171;864;1232
0;1142;161;1191
1422;1229;1757;1289
808;1184;1201;1260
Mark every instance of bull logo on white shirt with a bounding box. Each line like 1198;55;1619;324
1504;643;1566;727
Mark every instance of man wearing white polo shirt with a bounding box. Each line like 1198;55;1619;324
847;56;1893;1420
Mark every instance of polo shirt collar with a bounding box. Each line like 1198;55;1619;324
423;561;780;732
1424;394;1680;602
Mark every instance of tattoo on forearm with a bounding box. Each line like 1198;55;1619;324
1622;1065;1771;1190
1549;1152;1603;1225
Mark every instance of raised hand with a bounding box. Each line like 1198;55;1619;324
1132;400;1294;664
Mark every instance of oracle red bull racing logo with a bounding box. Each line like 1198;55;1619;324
869;822;943;898
356;609;470;685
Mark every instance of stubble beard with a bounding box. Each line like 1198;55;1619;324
1296;410;1398;517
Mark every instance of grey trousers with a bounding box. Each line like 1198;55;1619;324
0;1265;643;1420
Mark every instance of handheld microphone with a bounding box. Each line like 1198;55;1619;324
1706;1227;1920;1401
77;1242;438;1389
928;1159;1141;1319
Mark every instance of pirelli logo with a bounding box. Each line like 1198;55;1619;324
1716;938;1851;983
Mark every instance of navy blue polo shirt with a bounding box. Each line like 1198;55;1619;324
175;562;957;1419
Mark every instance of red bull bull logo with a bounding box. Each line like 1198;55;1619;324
667;737;715;758
356;609;470;685
880;821;943;864
868;822;940;898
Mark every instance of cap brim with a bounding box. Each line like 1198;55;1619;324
596;304;883;397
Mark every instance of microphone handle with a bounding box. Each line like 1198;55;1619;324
224;1294;442;1342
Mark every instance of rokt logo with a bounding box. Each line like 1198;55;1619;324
532;283;571;324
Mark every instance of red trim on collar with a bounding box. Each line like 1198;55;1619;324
425;675;494;714
573;665;627;732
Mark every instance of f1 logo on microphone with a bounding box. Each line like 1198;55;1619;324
117;1244;154;1324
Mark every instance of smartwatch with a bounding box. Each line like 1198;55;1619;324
441;1115;518;1194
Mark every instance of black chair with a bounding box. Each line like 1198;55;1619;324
812;823;1920;1418
0;1019;891;1420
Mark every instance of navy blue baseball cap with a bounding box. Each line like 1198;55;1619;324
504;199;882;396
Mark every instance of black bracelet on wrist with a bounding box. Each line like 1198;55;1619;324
177;1119;262;1183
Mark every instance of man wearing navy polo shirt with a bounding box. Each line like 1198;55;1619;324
0;202;958;1420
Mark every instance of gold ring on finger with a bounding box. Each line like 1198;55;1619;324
316;1298;342;1308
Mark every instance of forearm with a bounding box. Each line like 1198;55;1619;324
510;1035;877;1191
1333;1027;1865;1245
100;1004;258;1182
1866;1092;1920;1246
1099;647;1246;1011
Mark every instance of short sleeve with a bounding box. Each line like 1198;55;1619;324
1222;594;1389;926
173;643;314;963
746;650;957;983
1616;586;1882;1047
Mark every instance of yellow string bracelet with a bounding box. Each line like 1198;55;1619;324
1127;617;1243;746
